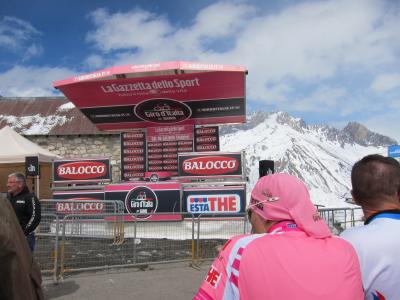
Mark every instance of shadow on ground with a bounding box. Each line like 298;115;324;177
43;281;80;299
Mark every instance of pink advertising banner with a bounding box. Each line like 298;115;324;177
54;68;246;130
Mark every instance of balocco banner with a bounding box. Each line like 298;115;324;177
53;158;111;183
52;191;105;216
56;199;105;214
178;152;244;178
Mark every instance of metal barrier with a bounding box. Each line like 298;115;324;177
34;206;364;280
57;213;197;279
36;199;124;281
193;213;248;265
34;213;60;282
318;207;363;234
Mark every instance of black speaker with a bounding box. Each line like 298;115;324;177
25;156;40;177
259;160;274;178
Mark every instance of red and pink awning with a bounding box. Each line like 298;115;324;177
54;61;247;131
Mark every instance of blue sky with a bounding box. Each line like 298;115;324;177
1;0;400;142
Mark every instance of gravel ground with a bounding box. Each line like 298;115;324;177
35;235;224;272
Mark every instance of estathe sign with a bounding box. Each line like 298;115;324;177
178;152;243;178
183;185;246;217
53;158;111;182
187;194;240;213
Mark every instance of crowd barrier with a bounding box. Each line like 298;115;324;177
34;200;363;282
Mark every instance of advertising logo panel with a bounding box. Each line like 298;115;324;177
147;125;194;142
56;199;105;214
194;126;219;152
183;186;246;217
53;158;111;183
121;130;146;181
135;99;192;123
125;186;158;219
187;194;240;213
388;145;400;158
52;191;105;215
55;71;246;130
105;182;182;221
178;152;243;178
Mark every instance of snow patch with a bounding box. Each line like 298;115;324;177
57;102;75;112
0;114;70;134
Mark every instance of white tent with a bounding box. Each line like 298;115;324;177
0;125;60;163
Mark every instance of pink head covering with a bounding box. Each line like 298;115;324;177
250;173;331;238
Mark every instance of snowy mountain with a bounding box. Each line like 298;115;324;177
220;111;395;208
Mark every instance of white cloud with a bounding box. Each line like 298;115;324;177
83;0;400;110
86;8;174;52
0;16;43;59
0;65;75;97
371;73;400;92
86;2;255;63
82;0;400;142
84;54;105;69
23;44;44;61
290;86;347;113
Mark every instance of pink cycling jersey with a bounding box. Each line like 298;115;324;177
194;221;363;300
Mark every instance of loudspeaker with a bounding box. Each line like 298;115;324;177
259;160;274;178
25;156;40;177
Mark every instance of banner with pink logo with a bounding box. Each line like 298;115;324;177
54;62;246;131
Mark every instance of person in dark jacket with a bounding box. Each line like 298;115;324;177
6;172;41;252
0;193;44;300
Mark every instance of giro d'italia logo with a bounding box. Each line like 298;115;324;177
125;186;158;219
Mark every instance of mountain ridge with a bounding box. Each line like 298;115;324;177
220;111;391;207
220;110;397;147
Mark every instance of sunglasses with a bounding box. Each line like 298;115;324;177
246;194;281;220
246;197;271;219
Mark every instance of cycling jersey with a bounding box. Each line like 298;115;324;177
341;210;400;300
195;221;363;300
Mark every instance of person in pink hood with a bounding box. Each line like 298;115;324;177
194;173;364;300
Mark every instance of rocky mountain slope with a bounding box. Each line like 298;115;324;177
220;111;394;207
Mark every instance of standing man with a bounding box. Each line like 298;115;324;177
6;172;41;252
341;154;400;300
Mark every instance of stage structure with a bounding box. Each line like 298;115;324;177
53;61;248;220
